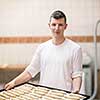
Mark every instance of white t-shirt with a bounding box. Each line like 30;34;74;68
25;39;82;91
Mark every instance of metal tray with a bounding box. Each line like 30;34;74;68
0;82;90;100
28;82;90;100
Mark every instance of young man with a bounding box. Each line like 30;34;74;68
5;10;82;93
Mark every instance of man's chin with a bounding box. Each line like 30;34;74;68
52;32;61;37
53;34;60;38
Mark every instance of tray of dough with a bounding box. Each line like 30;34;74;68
0;82;90;100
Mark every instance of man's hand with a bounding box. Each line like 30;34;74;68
4;71;32;90
72;89;80;94
4;80;15;90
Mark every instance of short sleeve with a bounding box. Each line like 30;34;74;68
25;45;41;78
72;47;83;78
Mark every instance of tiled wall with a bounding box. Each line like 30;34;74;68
0;0;100;36
0;0;100;68
0;36;100;43
0;36;100;69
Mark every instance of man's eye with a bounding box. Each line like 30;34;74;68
59;24;63;26
52;24;56;26
51;24;64;27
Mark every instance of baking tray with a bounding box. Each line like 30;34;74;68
0;82;90;100
28;82;90;100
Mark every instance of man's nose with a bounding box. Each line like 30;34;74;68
55;25;59;30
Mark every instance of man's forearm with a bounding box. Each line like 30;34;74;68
13;71;32;86
72;77;82;93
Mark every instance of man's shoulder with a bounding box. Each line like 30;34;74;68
66;38;81;49
40;39;51;46
37;39;51;50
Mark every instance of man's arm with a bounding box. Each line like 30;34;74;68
72;76;82;93
4;71;32;90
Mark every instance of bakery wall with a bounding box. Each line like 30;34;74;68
0;36;100;68
0;0;100;36
0;0;100;68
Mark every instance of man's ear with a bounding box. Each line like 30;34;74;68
48;23;50;27
65;24;68;29
48;23;51;29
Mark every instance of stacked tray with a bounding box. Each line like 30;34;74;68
0;82;90;100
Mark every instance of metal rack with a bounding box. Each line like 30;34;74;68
88;19;100;100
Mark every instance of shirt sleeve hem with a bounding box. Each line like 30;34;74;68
72;71;82;78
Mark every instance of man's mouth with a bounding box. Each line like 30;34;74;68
55;31;60;34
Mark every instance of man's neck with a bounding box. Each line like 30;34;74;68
52;37;65;45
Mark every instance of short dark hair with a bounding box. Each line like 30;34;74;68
49;10;66;23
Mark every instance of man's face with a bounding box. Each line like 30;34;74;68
48;17;67;38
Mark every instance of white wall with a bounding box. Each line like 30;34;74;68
0;0;100;36
0;43;100;68
0;44;38;64
0;0;100;68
